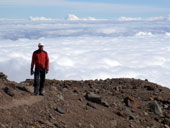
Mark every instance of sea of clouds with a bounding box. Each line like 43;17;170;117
0;14;170;88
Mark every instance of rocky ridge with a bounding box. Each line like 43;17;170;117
0;72;170;128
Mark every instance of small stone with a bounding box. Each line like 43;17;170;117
135;118;140;124
162;118;170;126
165;124;170;128
44;120;54;127
124;96;140;109
55;107;65;114
151;126;157;128
87;102;96;109
62;88;68;92
115;86;120;91
94;89;99;93
56;94;64;101
24;108;28;112
145;79;148;82
18;124;23;127
144;85;155;91
32;122;41;128
130;124;134;128
73;87;79;93
25;124;30;128
125;108;136;120
49;87;55;91
24;86;34;93
21;82;30;86
144;112;149;116
0;124;6;128
77;123;82;127
111;120;117;127
117;111;124;117
101;100;109;107
164;104;168;109
78;98;83;102
49;114;56;120
89;124;94;128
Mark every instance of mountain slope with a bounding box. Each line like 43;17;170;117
0;72;170;128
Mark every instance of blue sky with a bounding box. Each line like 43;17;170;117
0;0;170;19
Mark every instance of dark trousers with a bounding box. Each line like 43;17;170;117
34;68;46;93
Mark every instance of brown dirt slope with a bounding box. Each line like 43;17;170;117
0;72;170;128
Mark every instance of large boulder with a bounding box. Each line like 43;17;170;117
149;101;162;115
3;87;15;97
0;72;7;81
85;92;102;104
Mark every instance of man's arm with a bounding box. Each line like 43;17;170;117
46;53;49;74
31;52;35;75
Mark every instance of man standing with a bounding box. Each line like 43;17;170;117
31;43;49;96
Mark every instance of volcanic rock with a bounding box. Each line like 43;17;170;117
0;72;7;81
55;107;65;114
165;124;170;128
101;100;109;107
85;92;102;104
124;96;140;109
149;101;162;115
3;87;14;97
155;96;170;104
86;102;96;109
144;85;155;91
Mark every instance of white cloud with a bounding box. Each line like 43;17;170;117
136;32;152;36
57;57;75;67
66;14;96;21
102;59;121;67
145;16;164;21
118;17;142;21
166;32;170;36
66;14;79;21
168;15;170;20
82;17;96;21
0;19;170;88
118;16;165;21
97;28;116;34
29;16;54;21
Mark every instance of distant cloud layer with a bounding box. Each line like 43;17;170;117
0;14;170;40
0;15;170;88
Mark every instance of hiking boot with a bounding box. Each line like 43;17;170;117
39;89;45;96
33;88;39;96
39;91;45;96
32;92;38;96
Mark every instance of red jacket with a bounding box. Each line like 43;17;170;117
31;50;49;71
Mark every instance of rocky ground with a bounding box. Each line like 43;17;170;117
0;72;170;128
